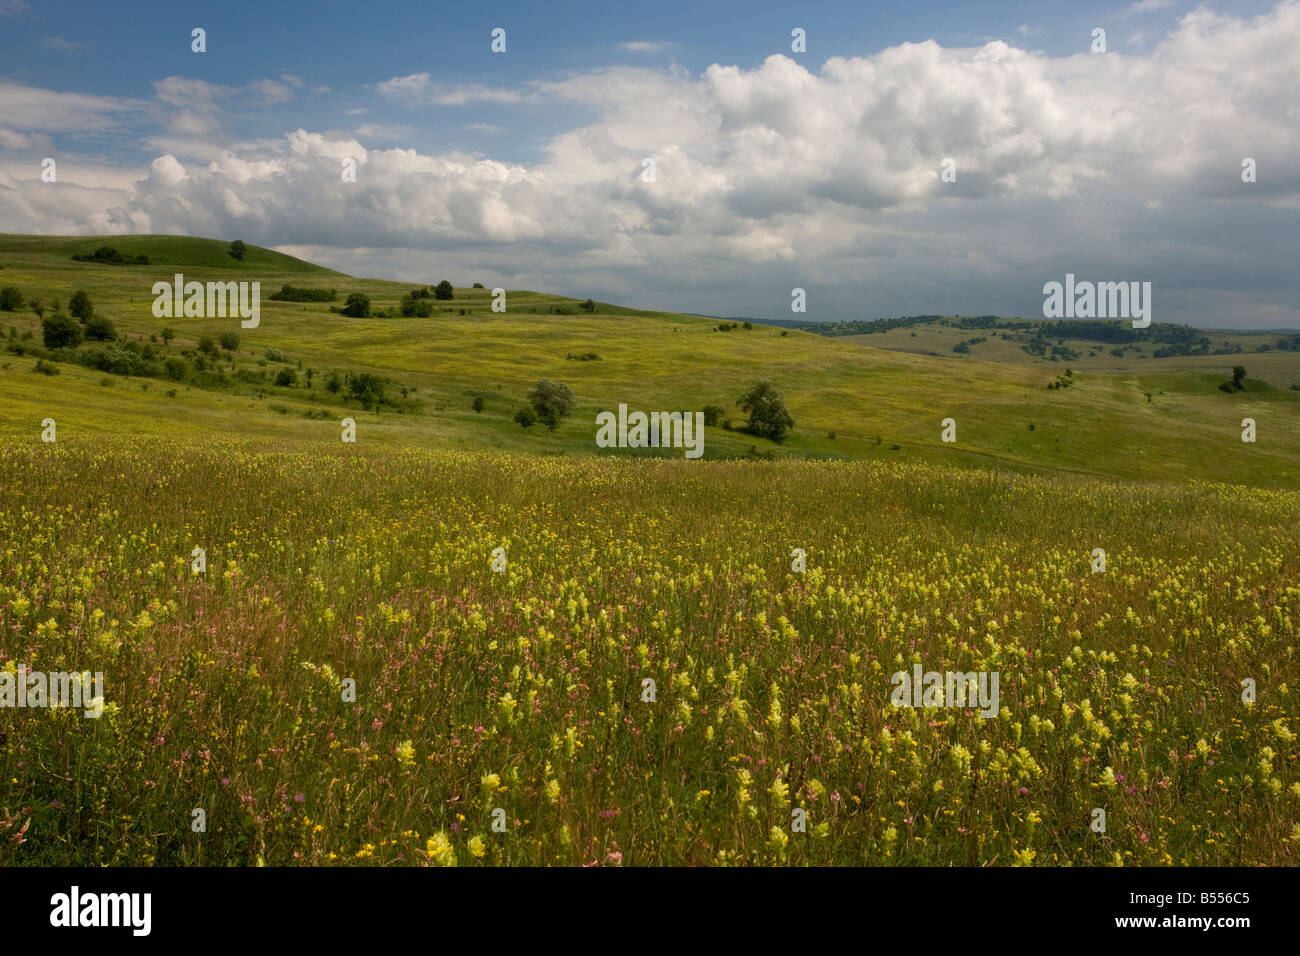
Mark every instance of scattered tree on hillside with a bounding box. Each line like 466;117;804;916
220;331;240;352
342;292;371;318
581;299;595;312
161;327;175;345
69;290;93;321
1233;365;1247;387
83;315;117;341
527;379;576;431
434;280;454;300
737;381;794;442
197;336;218;356
514;406;537;428
0;287;23;311
229;240;247;261
41;313;82;349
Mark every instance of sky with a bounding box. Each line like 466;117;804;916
0;0;1297;328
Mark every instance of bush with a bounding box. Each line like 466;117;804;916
274;368;297;387
197;336;218;356
268;284;337;302
434;280;454;300
737;381;794;442
472;396;485;413
514;406;537;428
33;359;58;376
83;315;117;341
0;287;23;311
702;404;725;427
264;346;285;362
342;293;371;317
472;282;485;289
400;295;434;317
229;240;247;261
527;379;576;431
220;331;240;351
69;290;94;321
41;313;82;349
71;246;148;265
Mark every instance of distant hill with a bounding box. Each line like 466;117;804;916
0;234;1297;487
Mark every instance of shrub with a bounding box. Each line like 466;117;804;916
342;293;371;317
162;327;175;344
274;368;297;387
472;282;485;289
71;246;148;265
472;396;485;413
41;313;82;349
268;284;337;302
83;315;117;341
197;336;218;356
229;240;247;261
265;347;285;362
514;406;537;428
434;280;454;300
33;359;58;376
0;287;24;311
69;290;94;321
702;405;725;427
220;331;240;351
400;295;434;317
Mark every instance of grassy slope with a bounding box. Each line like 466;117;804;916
1;234;1298;487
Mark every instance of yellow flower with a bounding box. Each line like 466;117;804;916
468;836;486;859
426;832;457;867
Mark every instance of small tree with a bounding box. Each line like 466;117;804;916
69;290;93;321
737;381;794;442
274;368;297;387
702;404;725;427
162;327;175;345
472;395;486;413
1232;365;1247;387
41;313;82;349
0;287;25;311
434;280;454;300
472;282;486;289
342;292;371;317
197;335;218;356
514;406;537;428
581;299;595;312
220;331;240;352
28;297;44;318
527;379;576;431
83;315;117;341
229;240;247;261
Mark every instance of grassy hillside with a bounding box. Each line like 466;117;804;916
1;234;1298;487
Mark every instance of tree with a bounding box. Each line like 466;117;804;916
702;404;725;427
220;331;240;351
69;290;93;321
400;295;434;317
581;299;595;312
83;315;117;341
162;327;176;345
472;282;486;289
472;396;485;413
514;406;537;428
28;297;43;318
434;280;454;300
527;379;576;431
0;287;23;311
345;372;384;408
229;240;247;261
342;292;371;317
1233;365;1247;387
41;313;82;349
737;381;794;442
274;368;297;387
197;335;217;355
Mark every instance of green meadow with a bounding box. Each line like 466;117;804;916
0;234;1297;486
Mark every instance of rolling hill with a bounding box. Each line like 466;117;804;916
1;233;1297;487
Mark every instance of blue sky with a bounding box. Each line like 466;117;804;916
1;0;1297;327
